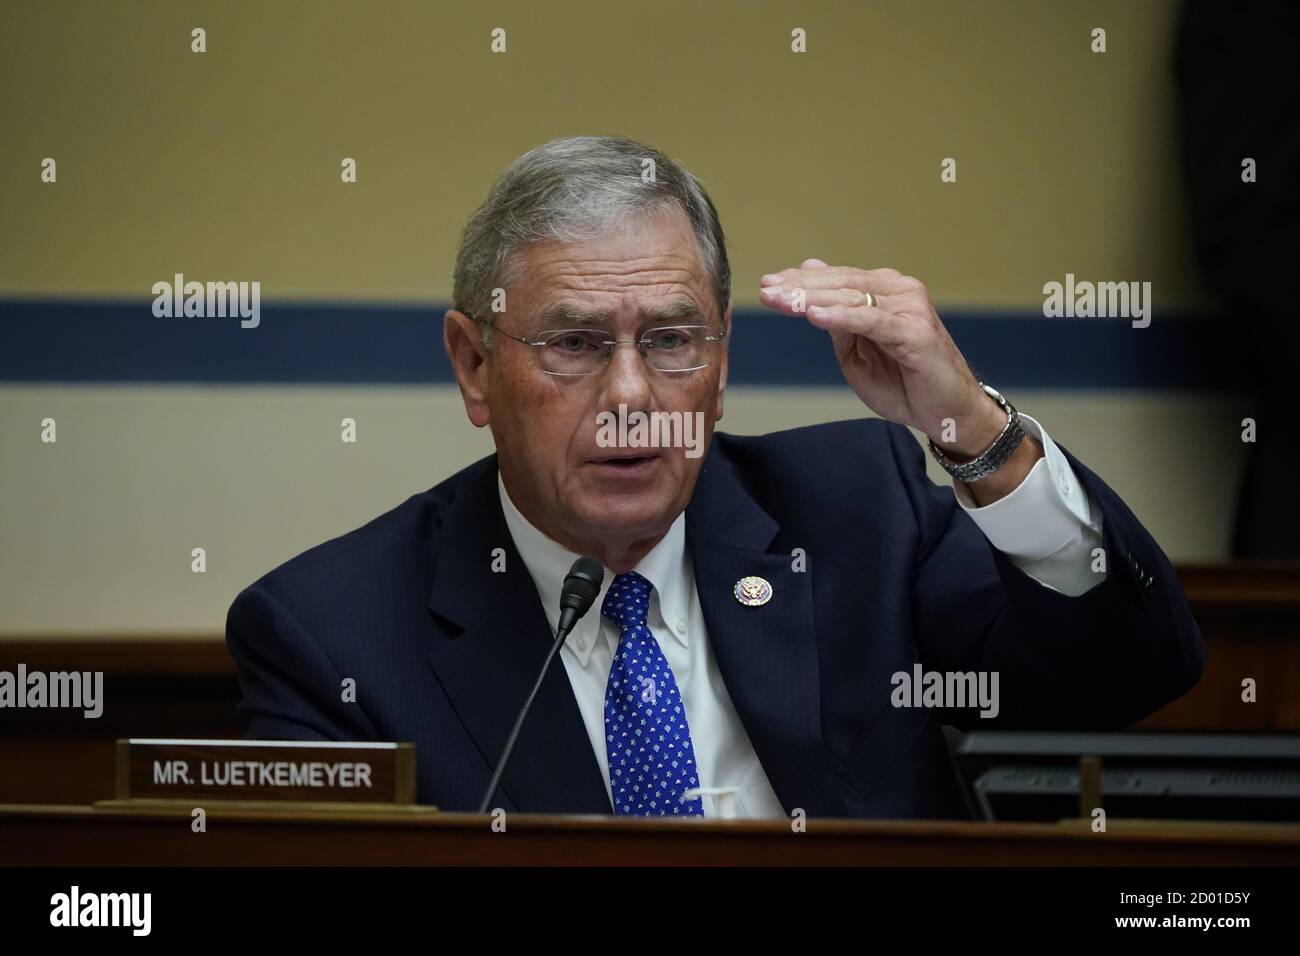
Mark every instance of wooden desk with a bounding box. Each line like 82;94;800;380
2;804;1299;866
0;638;238;804
1136;563;1300;731
1;562;1298;805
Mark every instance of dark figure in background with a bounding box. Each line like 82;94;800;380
1175;1;1300;559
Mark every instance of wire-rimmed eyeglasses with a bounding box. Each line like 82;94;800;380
475;316;728;377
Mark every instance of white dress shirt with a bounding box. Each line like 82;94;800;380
498;415;1104;820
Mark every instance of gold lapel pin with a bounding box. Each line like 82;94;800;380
733;576;773;607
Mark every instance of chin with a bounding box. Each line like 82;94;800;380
580;492;677;539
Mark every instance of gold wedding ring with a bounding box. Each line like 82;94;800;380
859;289;876;308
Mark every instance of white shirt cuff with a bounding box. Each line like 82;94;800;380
952;414;1106;596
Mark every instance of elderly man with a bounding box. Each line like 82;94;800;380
226;135;1203;819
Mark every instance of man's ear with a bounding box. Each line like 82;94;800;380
713;304;730;422
444;309;491;428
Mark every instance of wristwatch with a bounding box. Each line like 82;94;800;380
926;383;1026;482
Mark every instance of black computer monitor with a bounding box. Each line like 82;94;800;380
945;730;1300;823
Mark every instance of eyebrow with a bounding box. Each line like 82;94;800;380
537;298;705;327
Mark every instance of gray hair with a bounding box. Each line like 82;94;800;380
452;135;731;345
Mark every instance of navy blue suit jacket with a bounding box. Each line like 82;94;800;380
225;419;1204;818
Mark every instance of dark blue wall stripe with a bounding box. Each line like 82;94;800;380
0;298;1243;388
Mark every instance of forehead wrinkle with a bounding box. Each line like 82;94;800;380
542;245;700;274
528;242;703;285
538;296;704;327
540;265;702;296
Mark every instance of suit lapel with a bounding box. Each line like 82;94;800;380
425;458;612;815
424;443;846;818
686;449;847;818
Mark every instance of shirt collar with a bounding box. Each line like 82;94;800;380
497;473;690;667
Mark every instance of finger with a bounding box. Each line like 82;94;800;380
758;283;823;314
761;266;915;295
800;257;830;269
761;282;891;321
804;302;911;350
760;284;893;313
758;268;885;295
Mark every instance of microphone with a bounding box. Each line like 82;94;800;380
476;555;606;814
556;555;605;637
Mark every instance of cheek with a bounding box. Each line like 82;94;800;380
507;382;586;467
683;370;721;406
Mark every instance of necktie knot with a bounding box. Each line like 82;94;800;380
601;570;652;629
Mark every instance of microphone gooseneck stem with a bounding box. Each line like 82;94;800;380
476;554;604;814
476;623;572;814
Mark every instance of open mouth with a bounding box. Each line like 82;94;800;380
589;453;663;474
593;454;660;468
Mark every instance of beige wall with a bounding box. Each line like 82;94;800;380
0;385;1246;636
2;0;1201;306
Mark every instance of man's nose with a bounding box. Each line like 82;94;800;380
599;341;654;410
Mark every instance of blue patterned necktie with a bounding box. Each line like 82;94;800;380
601;571;705;816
